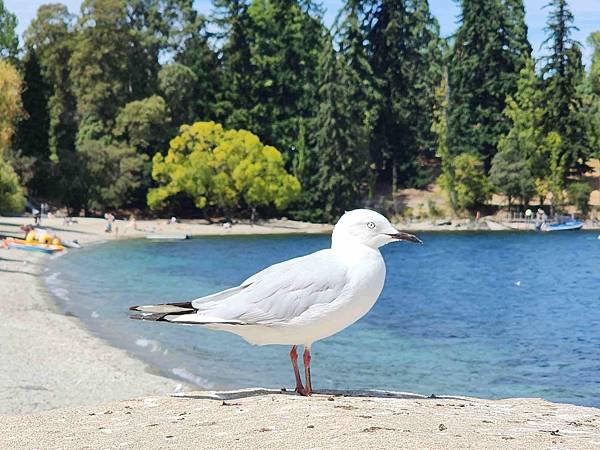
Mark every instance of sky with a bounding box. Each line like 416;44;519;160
5;0;599;64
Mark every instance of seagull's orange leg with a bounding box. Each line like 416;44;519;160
290;345;306;395
303;346;312;396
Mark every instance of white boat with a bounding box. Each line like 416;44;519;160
145;233;190;240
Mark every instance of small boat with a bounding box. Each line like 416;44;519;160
145;233;190;240
2;238;65;254
542;220;584;232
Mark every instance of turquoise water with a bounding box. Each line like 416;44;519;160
46;232;600;406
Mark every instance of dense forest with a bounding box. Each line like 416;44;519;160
0;0;599;222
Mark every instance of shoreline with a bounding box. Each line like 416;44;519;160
0;215;335;416
1;216;599;447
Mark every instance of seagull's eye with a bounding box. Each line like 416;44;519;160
366;221;376;230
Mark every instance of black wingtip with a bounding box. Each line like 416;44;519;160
130;312;169;321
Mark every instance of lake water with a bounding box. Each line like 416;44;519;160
45;231;600;407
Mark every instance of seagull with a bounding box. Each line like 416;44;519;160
129;209;422;396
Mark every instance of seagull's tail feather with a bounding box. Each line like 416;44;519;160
129;302;195;313
129;302;246;325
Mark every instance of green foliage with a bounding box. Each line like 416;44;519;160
69;0;131;126
448;0;531;171
216;0;324;154
0;59;23;151
540;0;590;177
584;32;600;156
125;0;199;100
77;137;148;210
114;95;172;155
490;58;552;206
158;63;197;126
489;141;535;206
300;32;370;222
446;153;491;213
0;0;18;60
567;182;591;215
13;48;52;196
367;0;444;189
24;3;77;162
545;131;565;208
432;69;458;213
148;121;301;213
0;155;24;212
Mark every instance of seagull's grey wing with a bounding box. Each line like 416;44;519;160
191;249;349;325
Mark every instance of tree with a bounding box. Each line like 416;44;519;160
13;48;52;196
244;0;324;153
0;59;24;212
158;63;198;126
540;0;590;177
114;95;172;156
212;0;255;128
77;137;148;210
452;153;491;213
0;156;24;212
175;11;221;122
301;33;370;222
25;3;77;161
489;140;535;207
0;59;23;152
0;0;18;60
490;58;551;206
584;32;600;156
24;4;82;209
433;67;458;213
448;0;531;171
69;0;132;128
367;0;443;190
125;0;201;100
567;182;591;215
148;121;301;214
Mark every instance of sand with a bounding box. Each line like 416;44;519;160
1;215;599;448
1;390;599;449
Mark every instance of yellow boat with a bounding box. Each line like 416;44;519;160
2;237;65;254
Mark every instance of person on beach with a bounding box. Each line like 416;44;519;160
104;213;115;233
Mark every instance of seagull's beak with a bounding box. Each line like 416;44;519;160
386;231;423;244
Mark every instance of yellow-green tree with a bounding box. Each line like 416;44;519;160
451;153;491;213
0;59;23;151
148;121;301;214
0;59;25;212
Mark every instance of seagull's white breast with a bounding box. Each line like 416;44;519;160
222;245;386;346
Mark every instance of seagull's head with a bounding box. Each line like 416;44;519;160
331;209;422;250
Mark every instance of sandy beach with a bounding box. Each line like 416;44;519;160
1;215;599;448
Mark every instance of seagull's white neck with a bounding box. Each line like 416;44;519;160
331;232;381;262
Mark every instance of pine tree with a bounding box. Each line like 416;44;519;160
584;32;600;156
13;48;52;196
448;0;531;172
366;0;443;192
24;4;82;210
302;33;370;222
245;0;324;153
540;0;590;177
212;0;255;129
175;16;221;123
